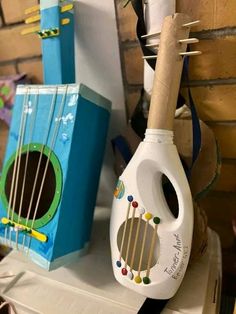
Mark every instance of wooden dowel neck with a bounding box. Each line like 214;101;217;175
147;14;191;131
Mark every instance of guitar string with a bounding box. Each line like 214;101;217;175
137;219;149;278
21;87;58;250
4;89;28;244
4;88;29;245
146;223;158;278
129;213;143;272
119;201;132;263
26;85;68;253
124;205;136;269
15;91;39;249
8;88;31;247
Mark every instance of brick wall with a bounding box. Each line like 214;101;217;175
0;1;43;165
176;0;236;195
0;0;43;82
115;1;142;118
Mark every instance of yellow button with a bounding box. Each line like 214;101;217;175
135;276;142;284
145;212;152;220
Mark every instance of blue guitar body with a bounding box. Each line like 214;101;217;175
0;0;111;270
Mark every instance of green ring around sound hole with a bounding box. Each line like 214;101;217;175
0;143;63;229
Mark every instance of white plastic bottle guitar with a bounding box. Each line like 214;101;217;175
110;13;200;299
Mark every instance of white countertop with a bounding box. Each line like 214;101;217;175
0;207;222;314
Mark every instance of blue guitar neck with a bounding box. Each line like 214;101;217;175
40;0;75;85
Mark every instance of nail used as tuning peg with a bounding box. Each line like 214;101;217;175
142;55;158;60
179;38;199;44
141;31;161;39
146;38;199;48
145;43;159;48
179;51;202;56
182;20;200;28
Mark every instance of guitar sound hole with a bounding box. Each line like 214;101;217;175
117;218;159;271
162;175;179;219
5;151;56;221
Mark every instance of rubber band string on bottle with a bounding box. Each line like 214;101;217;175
124;201;138;269
117;196;161;284
118;196;133;264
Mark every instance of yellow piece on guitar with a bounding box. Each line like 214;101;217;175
25;14;41;24
21;18;70;36
24;5;40;15
21;25;40;35
24;3;73;17
61;18;70;25
61;3;73;13
1;217;47;243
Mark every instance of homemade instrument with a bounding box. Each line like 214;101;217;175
110;13;201;299
0;0;111;270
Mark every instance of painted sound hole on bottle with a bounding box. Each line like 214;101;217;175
117;218;159;271
5;151;56;220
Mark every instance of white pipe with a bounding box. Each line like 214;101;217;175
144;0;176;97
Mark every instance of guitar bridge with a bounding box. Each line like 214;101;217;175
1;217;47;243
37;28;60;39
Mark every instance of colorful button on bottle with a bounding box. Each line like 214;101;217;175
132;201;138;208
143;277;151;284
138;207;145;215
127;195;133;202
153;217;161;224
116;261;121;268
145;212;153;220
127;271;134;280
134;276;142;284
